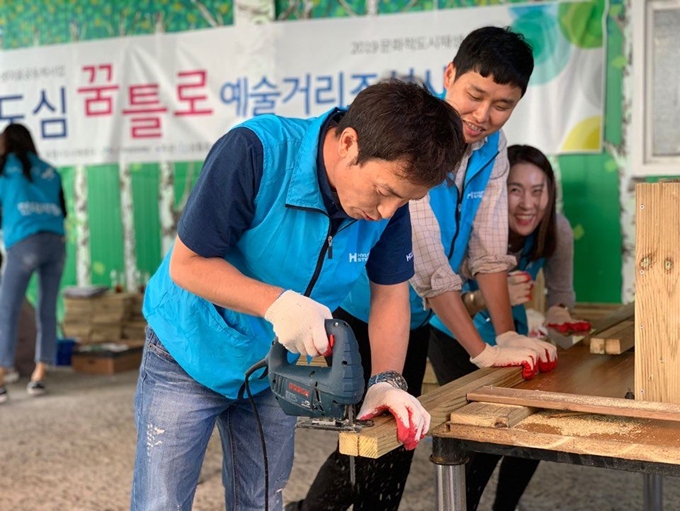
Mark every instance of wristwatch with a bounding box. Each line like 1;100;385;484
367;370;408;391
462;291;478;316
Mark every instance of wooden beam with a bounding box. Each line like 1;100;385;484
635;183;680;404
338;366;523;459
296;356;328;367
572;303;625;322
589;337;605;355
449;402;535;428
604;321;635;355
434;414;680;467
582;302;634;347
589;320;634;355
467;386;680;422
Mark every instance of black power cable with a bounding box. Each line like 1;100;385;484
239;358;270;511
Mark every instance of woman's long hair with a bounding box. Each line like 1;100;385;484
0;123;38;182
507;144;557;261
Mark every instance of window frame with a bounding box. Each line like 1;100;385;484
632;0;680;176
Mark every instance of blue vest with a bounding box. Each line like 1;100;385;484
143;109;391;398
0;153;65;249
462;236;545;345
342;132;501;329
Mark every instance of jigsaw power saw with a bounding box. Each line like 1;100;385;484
267;319;369;432
242;319;371;487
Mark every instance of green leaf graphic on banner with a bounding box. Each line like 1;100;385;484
558;0;604;49
572;224;585;241
604;158;619;173
611;55;628;69
511;5;571;86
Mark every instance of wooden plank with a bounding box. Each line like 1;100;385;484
589;337;605;355
595;320;634;339
421;358;439;395
516;342;635;399
338;366;524;459
572;303;625;322
467;386;680;423
582;302;634;344
434;412;680;466
449;402;536;428
526;268;546;313
589;320;633;355
635;183;680;404
604;322;636;355
296;356;327;367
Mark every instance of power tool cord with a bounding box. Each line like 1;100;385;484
239;358;270;511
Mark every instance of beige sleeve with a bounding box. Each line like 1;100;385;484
408;194;463;302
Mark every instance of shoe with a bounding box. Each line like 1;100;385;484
283;501;304;511
4;367;19;384
27;380;47;396
0;386;8;404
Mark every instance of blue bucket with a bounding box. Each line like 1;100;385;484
56;338;77;366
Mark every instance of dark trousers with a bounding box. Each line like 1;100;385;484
429;327;540;511
300;308;430;511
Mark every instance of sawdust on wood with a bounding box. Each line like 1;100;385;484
517;410;645;439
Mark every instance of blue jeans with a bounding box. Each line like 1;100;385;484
0;232;65;368
131;328;296;511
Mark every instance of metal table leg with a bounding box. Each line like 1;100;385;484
431;437;468;511
643;473;663;511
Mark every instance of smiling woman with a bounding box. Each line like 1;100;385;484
427;143;591;511
506;144;557;258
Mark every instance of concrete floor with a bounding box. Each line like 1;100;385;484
2;367;680;511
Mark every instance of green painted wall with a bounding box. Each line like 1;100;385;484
559;2;624;302
2;0;627;308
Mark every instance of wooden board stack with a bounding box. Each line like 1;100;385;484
63;292;144;344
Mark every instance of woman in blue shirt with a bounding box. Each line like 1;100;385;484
0;123;67;403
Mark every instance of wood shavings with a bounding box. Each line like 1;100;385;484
518;410;644;438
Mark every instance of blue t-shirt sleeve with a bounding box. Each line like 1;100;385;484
365;204;414;285
177;127;263;258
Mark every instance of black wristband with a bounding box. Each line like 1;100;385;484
367;370;408;392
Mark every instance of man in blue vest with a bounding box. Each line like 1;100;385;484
290;26;557;511
131;80;466;511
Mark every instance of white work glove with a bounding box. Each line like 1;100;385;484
264;290;332;357
544;304;591;334
526;308;549;339
496;330;558;373
470;344;540;380
358;382;431;450
507;270;533;306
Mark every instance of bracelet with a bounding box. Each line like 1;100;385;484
367;370;408;392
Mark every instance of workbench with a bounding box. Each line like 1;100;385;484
429;342;680;511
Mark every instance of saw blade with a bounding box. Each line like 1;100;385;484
295;416;372;432
348;405;356;489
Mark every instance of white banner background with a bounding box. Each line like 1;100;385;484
0;3;604;166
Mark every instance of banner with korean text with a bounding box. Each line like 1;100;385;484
0;1;605;166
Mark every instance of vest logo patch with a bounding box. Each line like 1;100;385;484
348;252;369;263
18;201;62;217
466;190;484;200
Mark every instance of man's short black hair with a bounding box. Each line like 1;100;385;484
336;80;465;189
453;26;534;96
